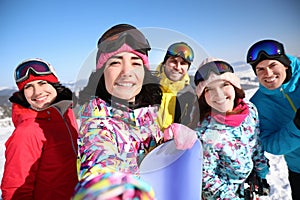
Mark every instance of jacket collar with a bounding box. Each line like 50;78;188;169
211;99;249;127
12;100;72;127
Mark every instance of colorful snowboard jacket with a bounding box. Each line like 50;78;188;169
195;100;269;199
74;98;163;199
250;55;300;174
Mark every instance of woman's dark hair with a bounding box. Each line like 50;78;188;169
9;82;76;108
198;86;245;123
78;66;162;109
51;83;77;106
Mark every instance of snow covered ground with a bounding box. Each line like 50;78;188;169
0;118;14;199
0;71;293;199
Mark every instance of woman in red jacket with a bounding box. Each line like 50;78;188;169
1;58;79;200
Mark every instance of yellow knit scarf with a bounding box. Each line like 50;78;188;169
155;64;191;130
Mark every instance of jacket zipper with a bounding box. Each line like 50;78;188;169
53;106;78;157
280;87;297;112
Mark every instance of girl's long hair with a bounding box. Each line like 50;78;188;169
78;66;162;109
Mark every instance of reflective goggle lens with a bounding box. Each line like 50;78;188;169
194;61;234;85
15;60;52;82
98;30;151;53
167;43;194;63
247;40;284;63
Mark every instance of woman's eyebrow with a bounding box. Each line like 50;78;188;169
109;55;142;61
109;55;122;59
131;56;142;61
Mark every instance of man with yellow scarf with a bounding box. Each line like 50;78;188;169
155;42;199;131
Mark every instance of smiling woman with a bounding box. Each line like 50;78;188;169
1;58;78;200
74;24;164;200
194;58;270;199
74;23;199;200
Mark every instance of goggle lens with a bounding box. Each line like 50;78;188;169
98;30;151;53
247;40;284;63
167;43;194;63
194;61;234;85
15;60;52;82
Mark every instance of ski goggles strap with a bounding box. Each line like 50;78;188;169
167;42;194;63
247;40;285;63
15;59;56;83
97;29;151;54
194;60;234;85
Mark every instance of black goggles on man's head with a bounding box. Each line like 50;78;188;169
97;29;151;54
247;39;285;64
15;60;55;83
194;61;234;86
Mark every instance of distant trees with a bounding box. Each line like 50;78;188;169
0;106;12;118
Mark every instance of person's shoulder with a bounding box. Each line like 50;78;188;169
249;90;264;104
12;120;41;142
287;54;300;62
179;84;196;94
243;99;255;107
287;54;300;70
243;99;259;115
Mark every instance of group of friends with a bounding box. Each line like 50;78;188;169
1;23;299;200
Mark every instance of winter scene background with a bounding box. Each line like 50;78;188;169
0;60;296;200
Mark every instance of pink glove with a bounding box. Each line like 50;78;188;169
163;123;197;150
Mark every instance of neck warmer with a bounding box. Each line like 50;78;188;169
211;99;249;127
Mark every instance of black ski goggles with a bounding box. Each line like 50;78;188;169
15;59;55;83
167;42;194;63
194;60;234;85
97;30;151;54
247;40;285;64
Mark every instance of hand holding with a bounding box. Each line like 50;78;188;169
164;123;197;150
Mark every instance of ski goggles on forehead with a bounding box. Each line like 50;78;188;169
98;30;151;54
194;61;234;85
15;60;54;83
167;43;194;63
247;40;285;63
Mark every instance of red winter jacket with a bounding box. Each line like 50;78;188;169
1;102;78;200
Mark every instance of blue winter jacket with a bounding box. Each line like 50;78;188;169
250;55;300;173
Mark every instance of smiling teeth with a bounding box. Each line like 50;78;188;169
265;77;276;82
35;96;47;101
117;83;133;87
215;99;226;104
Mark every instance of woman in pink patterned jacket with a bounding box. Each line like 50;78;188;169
72;24;197;200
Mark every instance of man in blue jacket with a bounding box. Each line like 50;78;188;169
246;39;300;200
